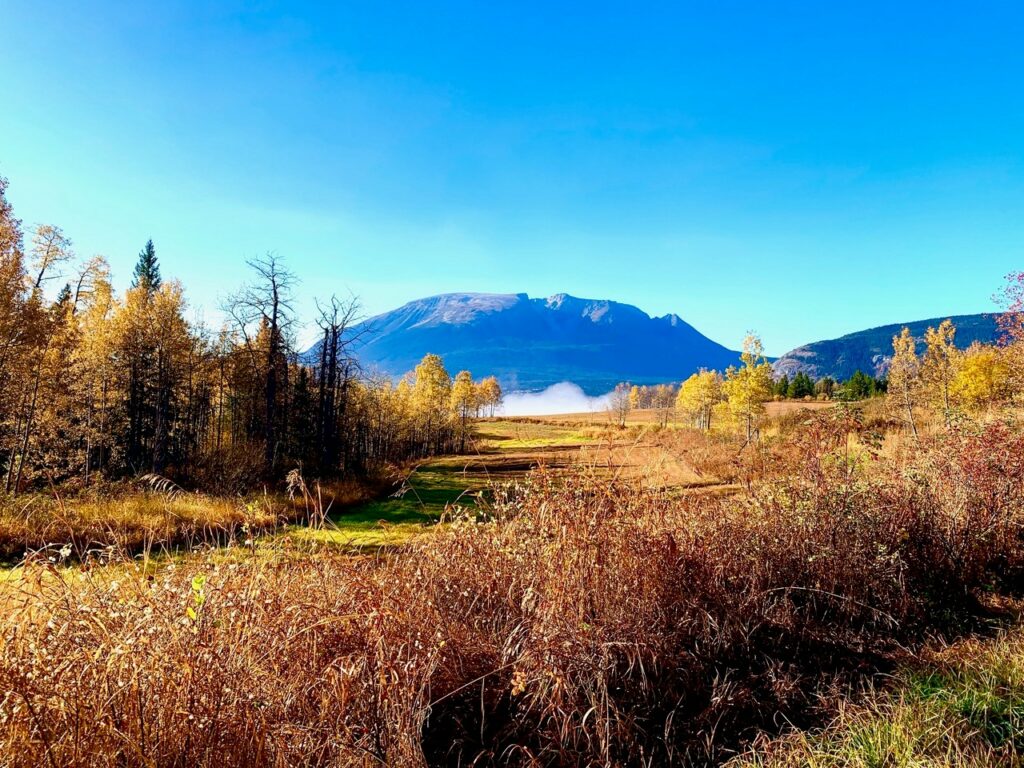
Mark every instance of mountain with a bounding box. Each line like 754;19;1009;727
310;292;740;394
773;313;1002;381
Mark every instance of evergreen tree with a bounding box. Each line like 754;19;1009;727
788;371;814;399
132;240;161;293
843;370;877;400
775;374;790;398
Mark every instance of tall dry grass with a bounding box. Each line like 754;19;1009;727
2;416;1023;766
0;477;378;564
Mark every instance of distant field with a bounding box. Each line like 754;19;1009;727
321;412;745;543
763;399;835;416
0;402;844;564
475;418;600;447
496;399;836;425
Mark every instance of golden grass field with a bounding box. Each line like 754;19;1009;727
8;399;1024;766
0;398;848;568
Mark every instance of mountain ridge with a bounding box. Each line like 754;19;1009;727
309;291;740;394
307;292;1004;392
773;313;1003;381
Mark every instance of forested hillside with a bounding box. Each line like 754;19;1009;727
774;313;1001;380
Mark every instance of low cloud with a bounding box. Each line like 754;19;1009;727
498;382;612;417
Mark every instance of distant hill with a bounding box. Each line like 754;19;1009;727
774;313;1002;381
307;292;740;394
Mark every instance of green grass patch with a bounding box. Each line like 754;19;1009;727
476;418;602;449
732;630;1024;767
288;460;486;550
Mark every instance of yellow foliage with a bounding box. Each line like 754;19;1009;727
921;319;959;418
951;342;1011;410
722;334;772;440
887;327;922;438
676;370;723;431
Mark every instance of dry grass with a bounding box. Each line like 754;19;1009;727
2;415;1024;766
732;625;1024;767
0;477;379;564
0;492;274;564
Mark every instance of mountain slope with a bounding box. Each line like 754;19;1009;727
313;292;740;394
773;313;1002;381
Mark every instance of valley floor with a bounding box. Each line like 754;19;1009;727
3;402;1023;766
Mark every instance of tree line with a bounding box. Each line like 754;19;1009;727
886;309;1023;438
618;294;1024;441
0;176;500;493
772;369;887;401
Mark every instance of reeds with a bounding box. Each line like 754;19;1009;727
1;418;1023;766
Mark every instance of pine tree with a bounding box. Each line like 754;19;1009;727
132;240;161;293
788;372;814;399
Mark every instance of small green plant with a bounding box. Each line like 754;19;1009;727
186;574;206;632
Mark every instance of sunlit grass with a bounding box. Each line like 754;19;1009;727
732;628;1024;767
287;461;483;550
0;491;278;564
475;418;602;448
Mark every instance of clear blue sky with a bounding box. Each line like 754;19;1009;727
2;2;1023;354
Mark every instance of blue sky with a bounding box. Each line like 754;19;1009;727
2;2;1023;354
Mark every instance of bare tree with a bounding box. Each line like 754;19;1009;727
223;253;297;471
315;293;367;474
607;382;632;428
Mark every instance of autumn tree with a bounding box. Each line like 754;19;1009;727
5;225;75;490
28;225;74;290
412;354;454;454
676;370;723;431
0;174;492;491
921;319;959;424
951;342;1010;411
72;258;116;481
723;334;773;441
148;281;193;473
887;327;921;441
0;177;29;479
996;271;1024;396
651;383;677;426
107;273;196;475
451;370;477;451
476;376;503;417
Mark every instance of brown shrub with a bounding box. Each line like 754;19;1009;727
2;421;1024;766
